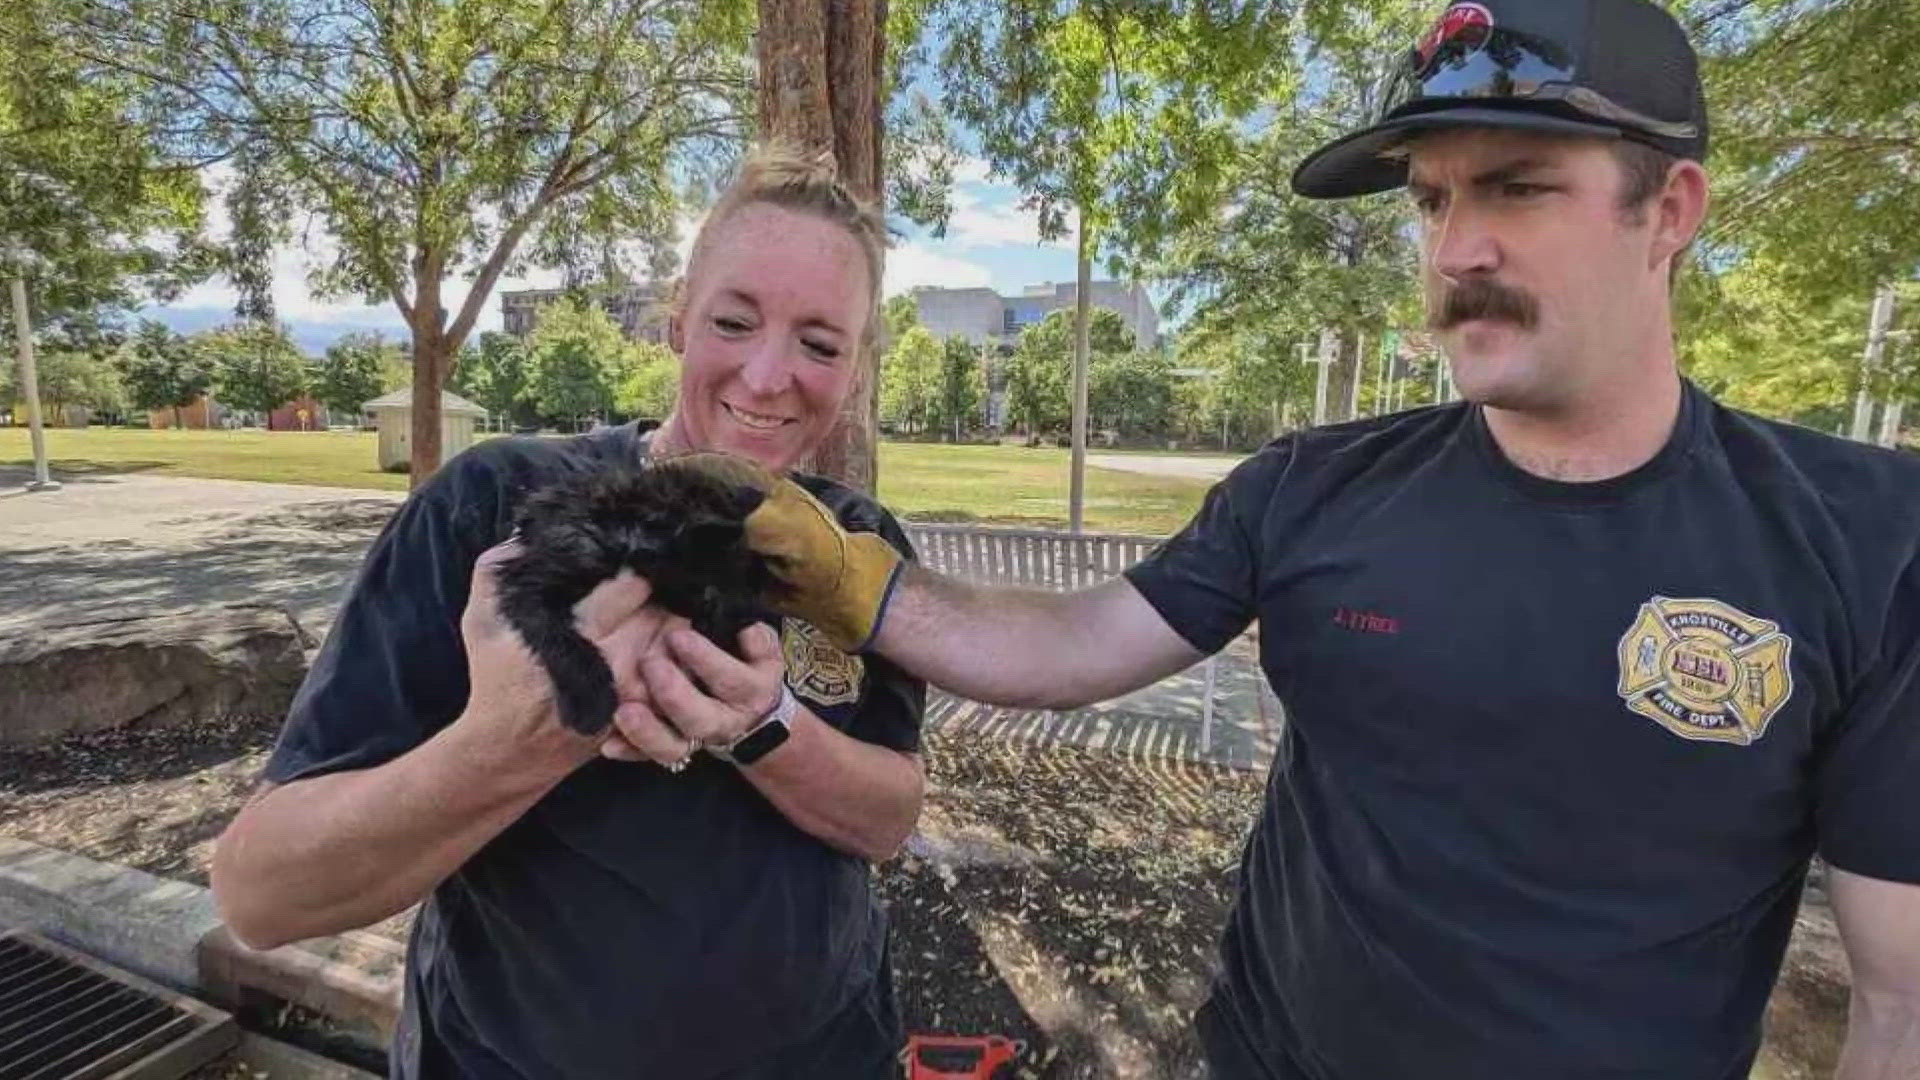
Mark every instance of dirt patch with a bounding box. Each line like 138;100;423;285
0;713;277;882
879;738;1261;1078
0;712;1260;1077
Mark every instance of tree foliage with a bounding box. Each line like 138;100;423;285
1690;0;1920;309
883;292;922;349
0;0;208;318
1005;308;1137;435
451;330;534;425
200;322;308;416
527;299;627;424
930;334;982;438
1148;0;1427;427
76;0;754;476
1090;348;1174;439
881;324;941;433
119;319;212;424
615;338;679;419
6;344;127;419
930;1;1291;262
316;333;403;418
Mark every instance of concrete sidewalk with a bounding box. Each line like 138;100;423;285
0;469;400;635
0;467;1281;770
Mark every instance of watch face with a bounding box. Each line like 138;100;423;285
728;715;792;766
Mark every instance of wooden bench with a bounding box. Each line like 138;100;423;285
901;523;1225;750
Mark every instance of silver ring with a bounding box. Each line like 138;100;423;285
665;751;693;773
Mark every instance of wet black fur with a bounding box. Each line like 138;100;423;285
494;461;786;735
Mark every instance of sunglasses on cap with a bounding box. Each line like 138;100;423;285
1376;24;1701;143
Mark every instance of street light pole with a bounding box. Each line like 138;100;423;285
1879;329;1914;448
10;274;60;492
1850;285;1896;443
1068;209;1092;535
1347;333;1364;420
1303;331;1335;427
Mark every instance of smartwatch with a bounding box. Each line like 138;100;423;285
715;683;797;766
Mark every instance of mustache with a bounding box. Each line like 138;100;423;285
1428;277;1540;332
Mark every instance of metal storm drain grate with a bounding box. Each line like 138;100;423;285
0;930;236;1080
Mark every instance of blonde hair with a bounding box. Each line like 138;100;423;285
670;143;888;349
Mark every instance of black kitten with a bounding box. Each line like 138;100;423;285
494;459;787;735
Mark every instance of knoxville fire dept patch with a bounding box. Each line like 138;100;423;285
781;617;864;708
1616;596;1794;746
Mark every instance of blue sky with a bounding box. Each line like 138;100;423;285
141;157;1093;356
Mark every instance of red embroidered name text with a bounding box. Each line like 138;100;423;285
1333;607;1399;634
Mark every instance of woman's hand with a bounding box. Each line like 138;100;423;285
601;622;786;765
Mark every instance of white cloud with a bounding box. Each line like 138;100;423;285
152;163;626;343
942;183;1073;252
884;242;992;296
155;162;1039;350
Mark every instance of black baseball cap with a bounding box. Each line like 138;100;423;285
1292;0;1709;199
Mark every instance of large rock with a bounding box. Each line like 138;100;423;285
0;603;312;748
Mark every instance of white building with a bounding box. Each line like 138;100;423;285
912;280;1160;353
501;282;670;344
910;280;1161;429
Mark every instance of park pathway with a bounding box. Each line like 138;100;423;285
0;467;1278;771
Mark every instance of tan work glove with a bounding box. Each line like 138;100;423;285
658;452;903;652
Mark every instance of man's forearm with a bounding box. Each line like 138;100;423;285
212;718;576;950
1837;987;1920;1080
872;565;1199;710
739;708;923;862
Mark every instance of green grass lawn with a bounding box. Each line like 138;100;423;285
2;427;1219;535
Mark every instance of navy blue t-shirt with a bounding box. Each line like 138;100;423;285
262;423;925;1078
1125;381;1920;1079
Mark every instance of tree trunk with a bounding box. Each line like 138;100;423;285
756;0;884;492
407;259;452;486
407;322;451;487
1068;209;1092;534
1325;328;1361;425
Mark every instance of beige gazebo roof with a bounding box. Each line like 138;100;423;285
362;388;488;417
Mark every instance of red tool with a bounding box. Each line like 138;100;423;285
903;1034;1023;1079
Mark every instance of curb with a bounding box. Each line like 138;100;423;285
0;838;400;1056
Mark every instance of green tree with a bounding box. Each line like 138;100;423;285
83;0;754;479
931;0;1290;518
200;323;308;418
1689;0;1920;309
1679;256;1901;433
15;346;127;421
1151;0;1427;429
880;325;940;433
1172;327;1315;450
1672;0;1920;435
931;335;982;440
452;331;534;428
1029;306;1136;358
527;300;628;427
119;319;211;428
1;0;208;475
883;292;922;350
1006;328;1068;437
1003;308;1138;436
615;339;680;419
1090;349;1174;440
1;0;208;317
315;333;401;419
